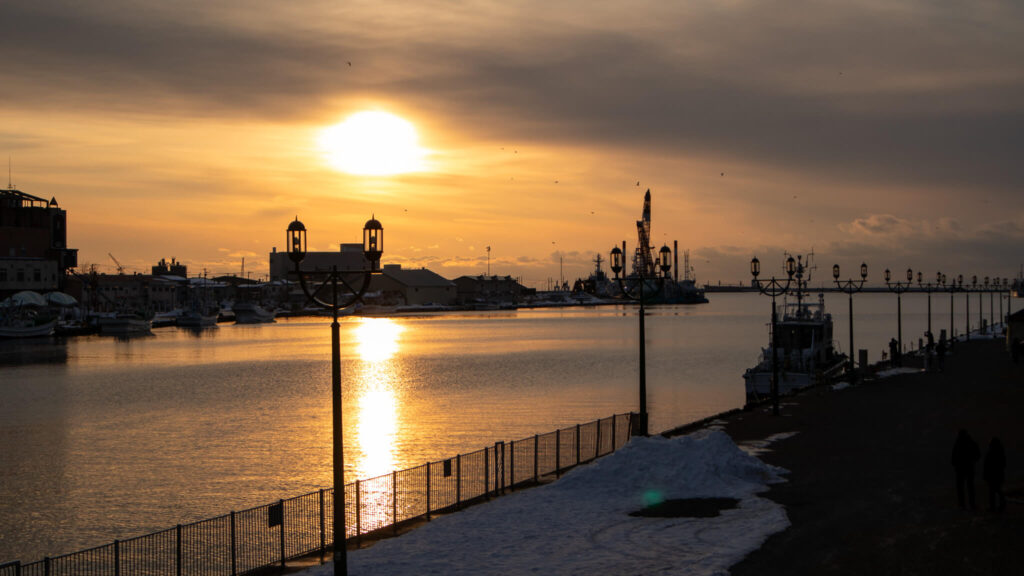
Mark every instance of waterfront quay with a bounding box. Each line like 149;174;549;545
720;337;1023;575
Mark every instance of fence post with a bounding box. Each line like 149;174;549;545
44;557;50;576
355;480;362;547
392;471;399;536
612;415;617;450
319;489;325;563
113;539;120;576
230;511;237;576
556;429;561;478
533;434;539;483
425;462;431;521
456;454;462;509
510;439;516;490
500;441;506;493
576;423;581;465
484;445;490;498
595;418;601;459
279;499;286;570
176;524;182;576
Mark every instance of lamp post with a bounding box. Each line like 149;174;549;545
917;271;940;338
885;267;914;366
609;242;671;436
1002;278;1009;327
833;262;868;382
750;255;796;415
287;216;383;576
942;273;955;341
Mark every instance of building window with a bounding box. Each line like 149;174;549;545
34;269;41;282
17;269;25;282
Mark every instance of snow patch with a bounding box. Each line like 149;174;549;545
295;430;790;576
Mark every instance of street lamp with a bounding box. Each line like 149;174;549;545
287;215;383;576
750;255;796;415
917;271;941;338
884;267;913;366
833;262;868;382
609;242;671;436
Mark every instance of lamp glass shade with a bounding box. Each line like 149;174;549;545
751;257;760;278
860;263;868;279
785;256;796;276
885;268;891;283
832;264;840;279
659;245;672;273
286;218;307;263
363;218;384;271
610;247;623;275
906;268;913;282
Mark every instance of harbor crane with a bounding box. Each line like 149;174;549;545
108;252;125;275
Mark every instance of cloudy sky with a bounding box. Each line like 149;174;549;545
3;0;1023;287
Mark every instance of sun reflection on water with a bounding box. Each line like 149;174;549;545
351;318;405;481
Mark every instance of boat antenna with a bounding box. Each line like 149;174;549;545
7;156;12;190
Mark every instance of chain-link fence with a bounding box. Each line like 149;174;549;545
2;413;632;576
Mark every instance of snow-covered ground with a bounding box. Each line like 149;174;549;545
297;430;790;576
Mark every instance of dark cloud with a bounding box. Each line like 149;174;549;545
5;0;1024;203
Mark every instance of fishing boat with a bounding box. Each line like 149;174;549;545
0;317;57;338
232;301;276;324
743;254;846;403
96;313;153;336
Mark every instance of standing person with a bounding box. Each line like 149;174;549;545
952;429;981;509
983;437;1007;512
936;338;947;372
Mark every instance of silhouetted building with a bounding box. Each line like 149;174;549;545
370;264;456;306
152;258;187;277
454;275;528;305
0;188;77;296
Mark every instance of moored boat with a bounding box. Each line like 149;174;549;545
0;318;57;338
232;302;276;324
743;254;846;403
96;313;153;336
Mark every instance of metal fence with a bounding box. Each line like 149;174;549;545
3;413;632;576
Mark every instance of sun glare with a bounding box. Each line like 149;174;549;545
318;111;426;176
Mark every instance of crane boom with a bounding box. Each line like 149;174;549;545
108;252;125;275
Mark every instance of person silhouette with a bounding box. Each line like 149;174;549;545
951;429;980;509
983;437;1006;512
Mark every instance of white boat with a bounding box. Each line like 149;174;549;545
743;255;847;403
232;302;276;324
96;314;153;336
177;309;219;327
0;318;57;338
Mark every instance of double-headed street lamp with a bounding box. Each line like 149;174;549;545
917;271;941;338
750;255;796;415
833;262;868;382
885;268;913;366
287;216;383;576
609;242;672;437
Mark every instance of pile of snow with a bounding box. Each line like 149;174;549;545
299;429;790;576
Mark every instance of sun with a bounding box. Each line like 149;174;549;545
318;111;426;176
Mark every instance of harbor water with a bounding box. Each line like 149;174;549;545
0;291;1017;563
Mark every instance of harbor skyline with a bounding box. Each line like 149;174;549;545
3;1;1024;287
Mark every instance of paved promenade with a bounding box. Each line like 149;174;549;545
720;337;1023;575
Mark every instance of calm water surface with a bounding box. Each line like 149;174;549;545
1;291;1017;562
